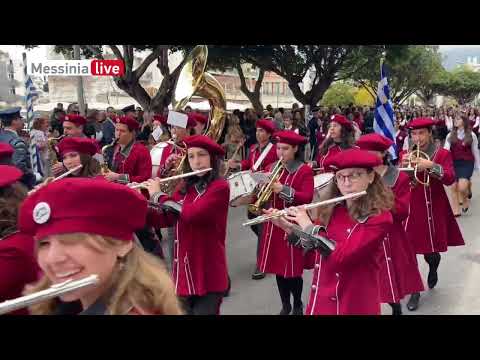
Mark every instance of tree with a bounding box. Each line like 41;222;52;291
207;45;390;107
202;47;265;113
353;87;375;107
350;45;442;105
24;45;184;112
320;82;356;107
435;66;480;105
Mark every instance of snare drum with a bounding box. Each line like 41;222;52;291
311;172;335;220
227;171;257;207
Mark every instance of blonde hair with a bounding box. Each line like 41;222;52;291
25;233;183;315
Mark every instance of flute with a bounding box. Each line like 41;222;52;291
243;191;367;226
0;274;99;315
128;168;212;190
28;165;83;195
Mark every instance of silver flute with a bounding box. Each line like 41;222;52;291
0;274;99;315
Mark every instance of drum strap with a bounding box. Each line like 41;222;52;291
252;143;273;171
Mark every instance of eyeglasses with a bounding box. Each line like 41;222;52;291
335;172;367;184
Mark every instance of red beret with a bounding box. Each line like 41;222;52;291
324;148;381;172
256;119;275;134
407;117;435;130
62;114;86;127
0;165;22;187
330;114;353;131
58;137;98;157
0;143;14;161
183;135;225;157
186;115;197;129
274;130;308;146
189;112;208;125
356;133;394;152
153;115;167;125
19;178;147;242
117;116;140;131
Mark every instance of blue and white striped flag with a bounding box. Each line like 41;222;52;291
374;62;397;160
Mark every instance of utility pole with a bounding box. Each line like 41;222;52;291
73;45;86;115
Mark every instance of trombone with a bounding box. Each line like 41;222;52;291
243;191;367;227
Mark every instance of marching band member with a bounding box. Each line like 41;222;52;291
191;112;208;135
0;165;39;315
399;118;465;311
257;131;314;315
151;115;197;179
444;114;480;216
144;135;229;315
52;114;104;176
103;116;152;185
312;114;356;171
265;149;394;315
18;178;182;315
357;133;424;315
227;119;278;280
57;137;102;178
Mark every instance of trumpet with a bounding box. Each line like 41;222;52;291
243;191;367;226
128;168;212;190
248;158;284;216
0;274;99;315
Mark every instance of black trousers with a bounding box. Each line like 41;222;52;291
180;293;224;315
276;275;303;308
424;252;441;269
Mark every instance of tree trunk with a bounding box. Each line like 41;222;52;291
236;62;265;114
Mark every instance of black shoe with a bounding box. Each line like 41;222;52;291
407;293;420;311
252;269;266;280
389;303;402;316
279;305;292;315
292;305;303;315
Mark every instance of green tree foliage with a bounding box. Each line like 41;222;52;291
320;83;356;107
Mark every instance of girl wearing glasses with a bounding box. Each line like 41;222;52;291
264;148;394;315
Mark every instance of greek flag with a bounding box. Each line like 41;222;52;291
374;62;397;160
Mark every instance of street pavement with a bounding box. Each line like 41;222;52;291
218;175;480;315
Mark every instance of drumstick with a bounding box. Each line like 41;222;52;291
312;167;324;172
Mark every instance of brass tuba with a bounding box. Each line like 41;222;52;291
161;45;227;193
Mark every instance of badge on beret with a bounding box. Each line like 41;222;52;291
33;202;51;224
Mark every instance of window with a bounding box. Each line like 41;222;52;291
9;87;15;95
8;73;14;80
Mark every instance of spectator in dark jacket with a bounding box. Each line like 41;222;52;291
0;108;35;189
